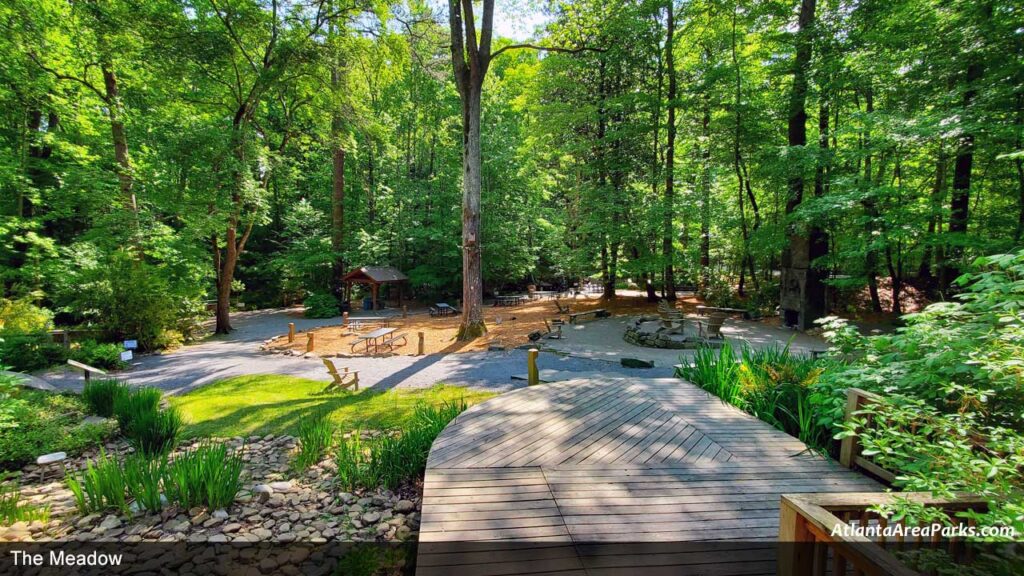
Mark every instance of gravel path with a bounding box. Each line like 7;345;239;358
40;309;673;395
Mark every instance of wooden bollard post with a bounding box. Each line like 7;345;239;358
527;348;539;386
288;323;296;343
417;332;425;356
402;305;408;318
306;332;315;353
342;312;349;327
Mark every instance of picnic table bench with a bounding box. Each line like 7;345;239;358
346;316;390;329
351;327;397;354
429;303;458;317
494;295;525;307
568;309;610;324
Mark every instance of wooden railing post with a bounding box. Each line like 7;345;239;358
288;323;296;343
839;388;862;469
527;349;539;386
306;332;315;353
778;496;816;575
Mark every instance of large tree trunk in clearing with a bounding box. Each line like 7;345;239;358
661;0;677;301
331;66;346;303
457;81;486;339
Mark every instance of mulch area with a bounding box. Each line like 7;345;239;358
268;295;701;357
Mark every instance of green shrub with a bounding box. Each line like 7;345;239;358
163;441;243;509
292;412;334;472
0;370;26;431
0;298;53;336
70;340;128;371
113;387;162;433
124;407;182;456
0;334;68;372
303;293;339;318
0;391;113;469
335;400;466;491
82;379;128;418
0;474;50;524
65;449;129;515
123;454;165;513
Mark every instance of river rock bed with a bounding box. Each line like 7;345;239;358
3;434;421;544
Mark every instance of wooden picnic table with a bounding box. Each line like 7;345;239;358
433;303;457;317
347;316;390;328
351;327;397;354
494;295;525;307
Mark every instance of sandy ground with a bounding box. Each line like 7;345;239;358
267;295;702;357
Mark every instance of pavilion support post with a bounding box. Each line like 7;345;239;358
371;283;379;311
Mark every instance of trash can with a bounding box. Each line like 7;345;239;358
362;297;373;311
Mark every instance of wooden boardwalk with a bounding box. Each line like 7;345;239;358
416;376;881;575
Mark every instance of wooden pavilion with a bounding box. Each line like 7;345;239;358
341;266;409;310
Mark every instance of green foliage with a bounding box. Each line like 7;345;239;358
65;449;129;515
0;370;25;431
0;335;68;372
334;401;467;491
69;340;128;371
122;455;166;513
0;474;49;525
113;387;162;433
678;342;825;448
303;293;339;319
292;412;335;472
163;441;244;510
818;250;1024;539
124;407;182;457
0;391;113;469
0;298;53;335
81;379;128;418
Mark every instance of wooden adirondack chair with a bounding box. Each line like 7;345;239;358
697;312;728;339
323;358;359;391
554;299;571;315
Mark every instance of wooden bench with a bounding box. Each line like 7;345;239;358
568;309;609;324
322;358;359;391
66;359;106;382
696;305;747;316
378;332;408;352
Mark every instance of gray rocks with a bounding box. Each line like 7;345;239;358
252;484;274;503
395;500;415;513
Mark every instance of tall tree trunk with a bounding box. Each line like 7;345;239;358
1014;92;1024;243
918;144;946;283
331;62;346;303
662;0;677;301
699;91;711;292
943;61;983;291
861;84;883;312
731;5;755;297
779;0;825;330
101;62;143;262
214;123;255;334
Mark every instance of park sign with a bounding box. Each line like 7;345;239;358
120;350;133;362
123;339;138;350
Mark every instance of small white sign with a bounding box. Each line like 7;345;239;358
120;350;134;362
123;340;138;350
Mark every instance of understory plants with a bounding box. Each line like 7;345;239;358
292;411;335;472
678;342;825;448
334;400;467;491
0;390;112;469
303;293;339;318
163;441;245;510
82;379;128;417
0;473;50;524
66;449;129;514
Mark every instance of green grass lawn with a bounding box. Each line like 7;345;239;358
169;375;496;438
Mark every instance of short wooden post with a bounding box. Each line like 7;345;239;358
839;388;863;469
343;312;349;327
306;332;315;353
527;348;539;386
288;323;296;343
777;496;815;575
402;305;408;318
417;332;425;356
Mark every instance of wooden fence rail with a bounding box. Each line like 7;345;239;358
779;492;989;576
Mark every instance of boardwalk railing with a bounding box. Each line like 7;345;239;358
778;492;989;576
838;388;896;483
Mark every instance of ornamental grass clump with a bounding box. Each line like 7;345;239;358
0;474;49;524
125;407;182;456
65;448;128;514
292;411;335;472
113;387;162;433
122;454;165;513
163;441;244;510
81;379;128;418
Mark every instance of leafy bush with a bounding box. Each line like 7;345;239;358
303;293;339;318
0;474;49;524
122;454;165;513
816;250;1024;540
163;441;244;509
82;379;128;418
65;449;129;515
0;391;113;469
124;407;182;456
0;298;53;335
292;412;334;471
335;401;466;491
113;387;162;433
0;334;68;372
0;370;26;431
678;342;825;448
70;340;127;371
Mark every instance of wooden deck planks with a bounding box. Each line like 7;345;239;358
416;377;882;575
